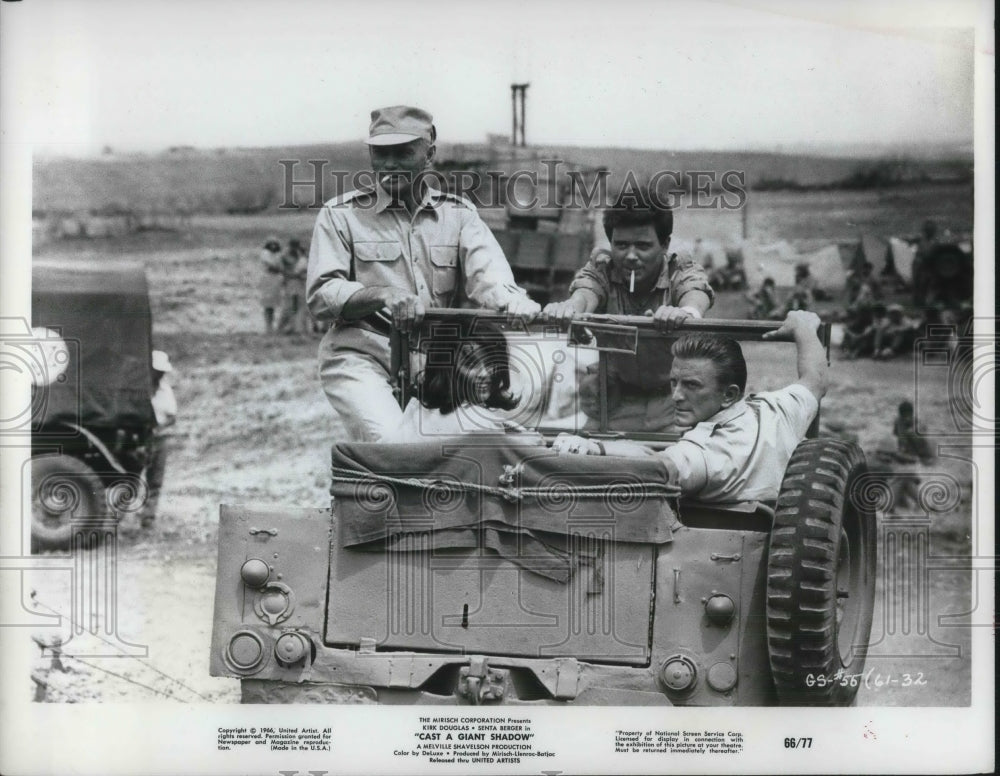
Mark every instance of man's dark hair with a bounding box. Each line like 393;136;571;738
671;334;747;394
603;183;673;244
418;320;519;415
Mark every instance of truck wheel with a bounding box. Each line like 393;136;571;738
31;455;107;552
766;439;877;706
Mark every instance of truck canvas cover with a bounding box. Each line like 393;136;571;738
327;437;679;664
32;259;155;428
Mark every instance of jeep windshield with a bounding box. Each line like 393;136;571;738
389;308;826;445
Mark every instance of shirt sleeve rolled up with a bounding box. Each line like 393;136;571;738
668;255;715;306
459;210;529;309
568;259;611;309
761;384;819;441
659;440;709;496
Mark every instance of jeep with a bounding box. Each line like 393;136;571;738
210;310;877;706
30;259;158;551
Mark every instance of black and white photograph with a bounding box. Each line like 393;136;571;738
0;0;993;774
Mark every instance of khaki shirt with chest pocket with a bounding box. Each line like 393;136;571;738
307;184;526;362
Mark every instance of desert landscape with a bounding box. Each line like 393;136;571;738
24;167;977;706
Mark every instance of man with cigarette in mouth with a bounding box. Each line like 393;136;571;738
307;105;540;442
542;184;714;432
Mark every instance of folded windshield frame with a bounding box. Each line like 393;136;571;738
389;309;830;442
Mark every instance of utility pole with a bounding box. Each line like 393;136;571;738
511;83;529;147
741;178;750;241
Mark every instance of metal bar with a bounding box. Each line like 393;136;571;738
819;321;832;350
511;86;516;146
519;86;527;147
742;181;750;240
414;308;791;340
389;328;400;383
598;353;609;433
402;332;412;408
389;329;412;410
806;321;833;439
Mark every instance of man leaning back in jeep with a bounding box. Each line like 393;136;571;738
553;310;829;504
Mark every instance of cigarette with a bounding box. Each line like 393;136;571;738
630;270;635;294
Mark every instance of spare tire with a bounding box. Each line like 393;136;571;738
31;454;107;552
766;439;877;706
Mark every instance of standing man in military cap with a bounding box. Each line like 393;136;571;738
307;105;540;441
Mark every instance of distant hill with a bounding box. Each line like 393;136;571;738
438;141;973;189
32;140;973;215
32;142;370;215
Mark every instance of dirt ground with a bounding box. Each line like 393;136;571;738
26;188;976;706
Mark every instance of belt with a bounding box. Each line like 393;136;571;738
355;313;392;337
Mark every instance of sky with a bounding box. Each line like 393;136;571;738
0;0;989;156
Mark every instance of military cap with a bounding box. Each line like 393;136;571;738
365;105;436;146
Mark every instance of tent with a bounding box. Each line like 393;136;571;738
838;240;863;270
859;233;904;279
742;240;846;290
888;237;917;282
741;240;797;288
668;237;727;270
802;244;848;289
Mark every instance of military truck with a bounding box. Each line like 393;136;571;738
30;259;158;551
436;150;602;306
210;310;877;706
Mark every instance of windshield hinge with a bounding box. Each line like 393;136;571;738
457;656;508;704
